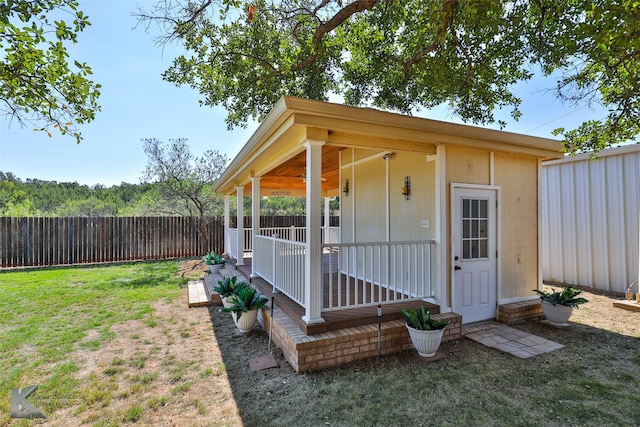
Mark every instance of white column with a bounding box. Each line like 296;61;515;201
323;197;330;243
236;186;245;266
224;195;230;256
251;177;261;278
303;140;325;324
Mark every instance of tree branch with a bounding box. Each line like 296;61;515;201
403;0;457;71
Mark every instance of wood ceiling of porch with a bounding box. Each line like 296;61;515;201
245;145;342;194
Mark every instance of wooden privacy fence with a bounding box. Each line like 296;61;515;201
0;215;339;268
0;217;224;268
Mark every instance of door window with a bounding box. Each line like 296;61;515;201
462;198;489;260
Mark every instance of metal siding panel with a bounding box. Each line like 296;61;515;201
560;163;577;283
546;165;565;282
540;167;551;280
605;155;627;291
588;158;610;289
573;161;594;287
623;152;640;290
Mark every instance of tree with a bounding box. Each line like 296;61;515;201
0;0;101;143
136;0;639;154
141;138;229;248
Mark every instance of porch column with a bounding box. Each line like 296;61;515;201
323;197;330;242
303;140;325;325
250;177;261;278
224;195;230;256
236;186;245;266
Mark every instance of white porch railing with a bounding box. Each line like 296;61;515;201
229;226;340;256
254;234;306;306
321;240;436;311
251;235;436;313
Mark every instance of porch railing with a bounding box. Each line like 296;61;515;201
228;226;340;258
321;240;436;311
251;234;436;314
254;234;306;306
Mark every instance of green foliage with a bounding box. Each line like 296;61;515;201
0;171;155;216
0;0;101;143
137;0;640;153
202;251;226;265
213;276;250;298
221;285;269;321
533;285;589;308
401;306;449;331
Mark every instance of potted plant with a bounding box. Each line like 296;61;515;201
213;276;249;308
533;285;588;326
202;251;227;274
401;306;449;357
221;286;269;333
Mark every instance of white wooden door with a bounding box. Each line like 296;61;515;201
452;186;498;323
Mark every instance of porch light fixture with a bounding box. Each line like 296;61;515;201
343;178;349;196
402;176;411;200
382;152;396;161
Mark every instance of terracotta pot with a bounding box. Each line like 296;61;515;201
405;324;444;357
541;301;574;326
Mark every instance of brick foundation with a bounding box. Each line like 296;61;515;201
497;300;542;324
259;308;462;372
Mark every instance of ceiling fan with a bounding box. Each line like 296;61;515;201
300;172;327;183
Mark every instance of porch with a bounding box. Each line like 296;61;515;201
203;260;462;372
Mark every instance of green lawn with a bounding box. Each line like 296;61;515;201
0;261;185;423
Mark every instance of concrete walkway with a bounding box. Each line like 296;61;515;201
463;322;564;359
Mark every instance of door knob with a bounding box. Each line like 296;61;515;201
454;265;462;271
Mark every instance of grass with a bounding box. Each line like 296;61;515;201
0;261;187;425
2;261;639;426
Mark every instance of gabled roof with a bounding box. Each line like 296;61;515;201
213;96;563;195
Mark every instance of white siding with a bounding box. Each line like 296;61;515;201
541;145;640;293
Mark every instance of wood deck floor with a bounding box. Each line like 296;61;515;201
233;256;438;335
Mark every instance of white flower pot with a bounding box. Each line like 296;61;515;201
232;309;258;334
221;296;234;309
541;301;574;326
406;324;444;357
208;264;223;274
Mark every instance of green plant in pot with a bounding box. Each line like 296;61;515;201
533;285;588;326
213;276;250;308
202;251;227;274
221;286;269;333
401;306;449;357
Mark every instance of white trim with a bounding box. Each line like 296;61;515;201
543;143;640;166
537;159;543;290
490;152;495;185
435;145;447;310
385;154;390;241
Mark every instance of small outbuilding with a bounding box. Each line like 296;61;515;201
213;97;562;370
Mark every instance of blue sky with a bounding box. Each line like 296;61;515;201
0;0;606;187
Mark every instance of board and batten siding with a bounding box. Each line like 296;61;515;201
541;145;640;293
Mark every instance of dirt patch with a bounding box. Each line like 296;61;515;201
44;273;640;426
